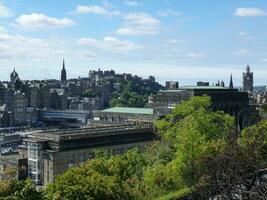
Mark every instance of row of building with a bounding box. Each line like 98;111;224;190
0;64;264;187
0;60;161;128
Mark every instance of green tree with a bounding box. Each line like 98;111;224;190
82;89;101;98
0;178;43;200
144;96;235;199
45;149;146;200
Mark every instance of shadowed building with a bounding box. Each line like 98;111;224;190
24;124;155;186
39;109;90;128
152;85;251;130
243;65;253;93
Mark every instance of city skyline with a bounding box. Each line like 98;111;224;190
0;0;267;85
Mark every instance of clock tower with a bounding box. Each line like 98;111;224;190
242;65;253;93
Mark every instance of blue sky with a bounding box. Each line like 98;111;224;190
0;0;266;86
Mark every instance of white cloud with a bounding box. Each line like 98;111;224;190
78;36;141;51
157;10;182;17
0;32;80;61
117;12;160;36
167;39;179;44
184;52;204;58
76;50;96;60
15;13;75;30
260;58;267;62
234;7;266;17
75;5;108;15
123;1;139;7
166;39;186;45
0;2;11;17
0;26;6;33
0;33;51;59
237;32;253;40
74;5;121;16
237;32;248;36
235;49;249;56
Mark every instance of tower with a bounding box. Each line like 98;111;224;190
61;59;67;82
10;68;19;84
229;74;233;89
243;65;253;92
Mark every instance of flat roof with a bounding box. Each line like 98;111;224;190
180;86;231;90
100;107;153;115
160;86;237;92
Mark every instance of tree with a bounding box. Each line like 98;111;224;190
141;96;235;199
82;89;101;98
42;96;267;200
109;77;162;108
192;120;267;200
45;149;147;200
0;178;43;200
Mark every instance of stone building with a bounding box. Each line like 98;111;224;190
151;84;251;130
68;96;104;111
0;152;28;180
13;91;37;126
0;104;11;127
24;124;155;186
50;89;67;110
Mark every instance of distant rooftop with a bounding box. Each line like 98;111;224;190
101;107;153;115
181;86;231;90
160;86;237;92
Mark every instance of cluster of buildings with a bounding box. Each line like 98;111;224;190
0;63;265;187
0;60;160;128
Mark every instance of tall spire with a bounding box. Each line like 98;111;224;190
246;64;250;72
61;58;67;82
229;74;233;89
63;58;65;70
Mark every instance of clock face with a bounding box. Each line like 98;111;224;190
246;76;250;81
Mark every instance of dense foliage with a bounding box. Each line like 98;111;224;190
44;96;236;199
82;89;101;98
0;171;43;200
3;96;267;199
109;78;161;108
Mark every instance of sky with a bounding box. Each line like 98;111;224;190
0;0;267;86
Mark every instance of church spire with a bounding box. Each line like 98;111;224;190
61;58;67;82
229;74;233;89
63;59;65;70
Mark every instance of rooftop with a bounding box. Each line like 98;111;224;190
100;107;153;115
160;86;238;92
180;86;232;90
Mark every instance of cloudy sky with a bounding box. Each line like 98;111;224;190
0;0;266;86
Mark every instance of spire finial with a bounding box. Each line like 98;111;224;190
246;64;250;72
229;74;233;89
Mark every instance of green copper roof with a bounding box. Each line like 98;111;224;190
101;107;153;115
